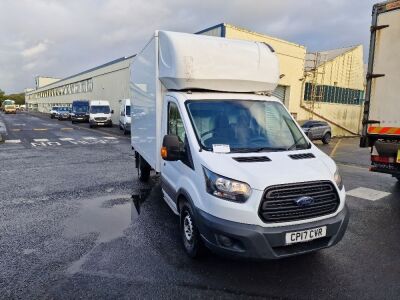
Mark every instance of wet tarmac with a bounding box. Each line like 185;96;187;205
1;112;400;299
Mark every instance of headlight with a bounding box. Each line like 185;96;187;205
334;168;343;190
203;167;251;202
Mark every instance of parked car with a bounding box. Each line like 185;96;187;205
71;100;90;123
50;106;60;119
57;107;71;120
301;121;332;144
89;100;113;128
119;99;131;135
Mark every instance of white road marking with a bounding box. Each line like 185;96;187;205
13;123;26;126
82;137;97;140
33;138;49;142
59;138;75;141
103;136;117;140
346;187;391;201
5;139;21;144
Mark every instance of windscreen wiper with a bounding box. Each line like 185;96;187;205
287;136;310;151
231;147;287;153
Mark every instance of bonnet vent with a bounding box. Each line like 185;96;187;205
233;156;271;163
289;153;315;160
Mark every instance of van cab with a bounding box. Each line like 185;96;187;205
131;31;349;259
4;105;17;114
119;99;131;134
71;100;90;123
89;100;113;128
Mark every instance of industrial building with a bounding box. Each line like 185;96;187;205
26;23;364;136
25;56;134;124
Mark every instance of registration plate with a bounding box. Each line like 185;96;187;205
97;122;104;125
285;226;327;245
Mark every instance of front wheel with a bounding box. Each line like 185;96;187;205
138;155;150;182
322;132;331;144
180;201;205;258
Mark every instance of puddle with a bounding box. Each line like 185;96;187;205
64;188;152;274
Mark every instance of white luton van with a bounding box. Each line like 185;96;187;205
130;31;349;259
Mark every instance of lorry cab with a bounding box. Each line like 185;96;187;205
71;100;90;123
89;100;113;128
119;99;131;134
131;31;349;259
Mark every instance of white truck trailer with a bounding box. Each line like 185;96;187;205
360;0;400;181
130;31;348;259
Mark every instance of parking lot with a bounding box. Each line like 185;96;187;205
1;111;399;299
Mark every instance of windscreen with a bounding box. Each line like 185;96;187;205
126;106;131;116
73;103;89;113
90;105;110;114
186;100;309;152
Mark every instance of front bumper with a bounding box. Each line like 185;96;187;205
89;119;112;126
71;115;89;122
196;205;349;259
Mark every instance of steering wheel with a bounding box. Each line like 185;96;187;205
249;137;268;144
201;128;218;138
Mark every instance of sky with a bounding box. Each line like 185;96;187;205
0;0;377;94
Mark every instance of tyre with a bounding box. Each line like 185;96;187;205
180;201;205;258
51;115;53;119
396;176;400;182
119;124;123;130
89;124;94;128
322;132;331;144
123;126;129;135
137;155;151;182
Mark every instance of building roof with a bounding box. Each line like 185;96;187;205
31;55;135;92
305;46;359;70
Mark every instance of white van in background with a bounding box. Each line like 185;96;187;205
89;100;113;128
130;31;349;259
119;99;131;135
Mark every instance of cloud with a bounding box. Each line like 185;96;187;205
0;0;377;93
21;41;50;58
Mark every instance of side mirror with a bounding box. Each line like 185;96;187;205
161;135;181;161
111;110;114;114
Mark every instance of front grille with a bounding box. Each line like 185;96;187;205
259;181;339;223
233;156;271;162
94;117;107;121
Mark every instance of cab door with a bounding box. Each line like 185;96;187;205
160;97;194;211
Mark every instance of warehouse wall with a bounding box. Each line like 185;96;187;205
303;46;365;136
26;58;132;124
224;24;306;119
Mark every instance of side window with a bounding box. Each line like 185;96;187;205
168;102;186;143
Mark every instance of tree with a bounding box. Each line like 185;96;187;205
0;89;4;101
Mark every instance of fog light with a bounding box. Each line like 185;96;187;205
217;235;234;248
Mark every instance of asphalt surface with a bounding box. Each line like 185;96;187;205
1;111;399;299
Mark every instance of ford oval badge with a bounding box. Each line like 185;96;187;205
294;196;314;207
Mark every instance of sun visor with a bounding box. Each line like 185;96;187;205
158;31;279;93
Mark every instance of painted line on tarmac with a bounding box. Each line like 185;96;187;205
103;136;117;140
337;162;369;171
33;128;48;131
329;139;342;157
61;128;74;130
33;138;49;142
68;123;128;139
5;139;21;144
11;128;21;131
59;138;75;141
82;137;97;140
26;112;128;140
